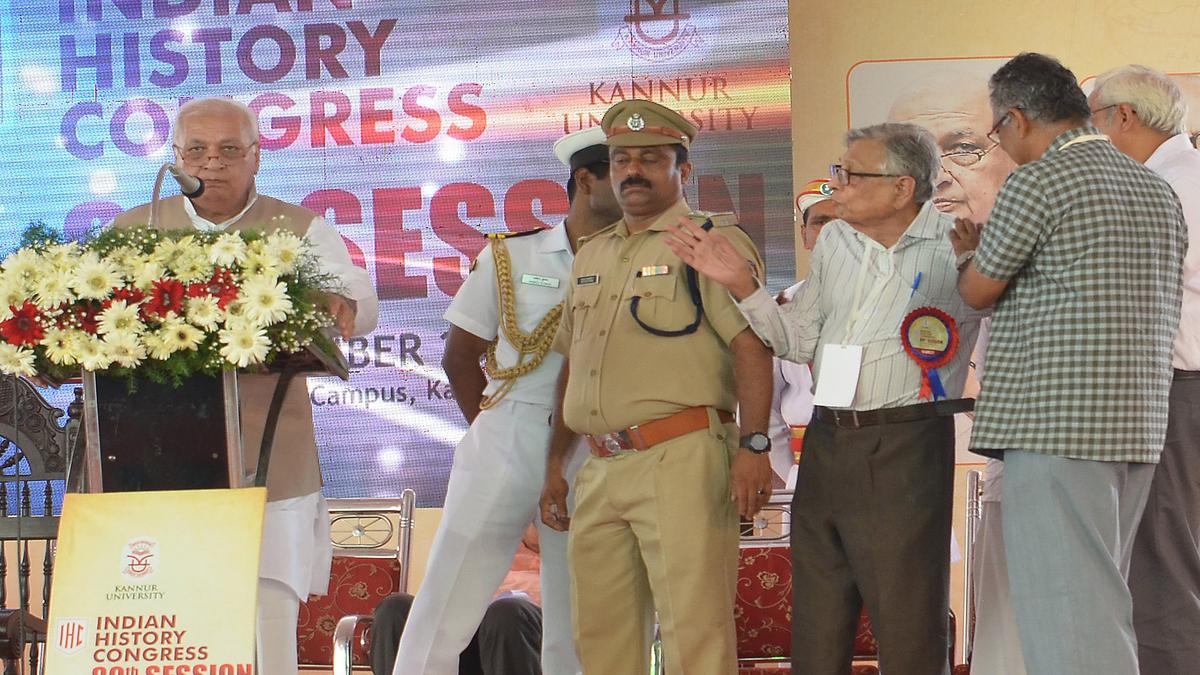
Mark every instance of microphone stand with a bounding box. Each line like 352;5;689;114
149;164;171;230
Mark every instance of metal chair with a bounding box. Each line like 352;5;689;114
0;376;82;675
956;469;984;674
296;491;414;674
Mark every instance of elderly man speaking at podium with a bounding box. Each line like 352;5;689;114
111;97;378;675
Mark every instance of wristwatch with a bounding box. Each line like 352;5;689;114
739;432;771;454
955;249;976;271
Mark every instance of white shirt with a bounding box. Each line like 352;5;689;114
444;222;573;408
737;202;986;411
767;281;814;479
1145;133;1200;370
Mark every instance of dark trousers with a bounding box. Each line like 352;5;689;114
370;593;543;675
1130;375;1200;675
790;415;954;675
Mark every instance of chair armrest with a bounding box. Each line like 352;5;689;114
332;614;373;675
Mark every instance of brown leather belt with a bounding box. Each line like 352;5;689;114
812;399;974;430
585;407;734;458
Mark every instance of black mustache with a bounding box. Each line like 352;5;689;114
621;177;652;190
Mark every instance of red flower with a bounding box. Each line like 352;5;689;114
186;283;208;298
76;304;100;334
143;279;185;318
0;302;45;346
206;269;239;309
105;286;145;310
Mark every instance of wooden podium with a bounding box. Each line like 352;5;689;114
77;341;349;493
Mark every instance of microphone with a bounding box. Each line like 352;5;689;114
166;164;204;198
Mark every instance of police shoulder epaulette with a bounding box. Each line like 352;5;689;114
578;222;619;247
486;228;545;240
687;211;738;228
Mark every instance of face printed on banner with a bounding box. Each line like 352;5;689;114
172;108;261;220
1174;75;1200;147
889;71;1017;221
609;145;692;219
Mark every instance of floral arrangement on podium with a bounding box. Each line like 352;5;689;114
0;222;339;385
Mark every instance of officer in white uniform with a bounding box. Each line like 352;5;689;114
393;127;622;675
767;179;836;484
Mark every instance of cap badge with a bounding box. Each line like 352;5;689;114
627;113;646;131
820;182;833;196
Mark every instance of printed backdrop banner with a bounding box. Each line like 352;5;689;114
1;0;793;506
45;488;265;673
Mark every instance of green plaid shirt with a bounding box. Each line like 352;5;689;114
971;126;1187;463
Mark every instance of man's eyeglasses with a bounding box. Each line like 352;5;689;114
829;164;903;185
174;142;259;164
941;143;999;168
986;111;1015;144
1089;103;1120;117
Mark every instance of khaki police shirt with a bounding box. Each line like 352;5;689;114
553;199;762;435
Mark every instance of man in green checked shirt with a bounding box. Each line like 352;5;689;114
952;53;1187;675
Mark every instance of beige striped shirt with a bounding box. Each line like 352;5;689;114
736;201;986;411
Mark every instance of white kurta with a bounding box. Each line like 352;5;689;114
767;281;814;481
180;191;378;600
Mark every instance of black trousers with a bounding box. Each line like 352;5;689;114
370;593;543;675
790;414;954;675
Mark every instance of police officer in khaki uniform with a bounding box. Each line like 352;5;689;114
538;100;775;675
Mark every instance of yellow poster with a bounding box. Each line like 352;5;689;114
45;488;266;675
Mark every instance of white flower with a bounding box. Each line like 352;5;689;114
0;278;26;321
71;255;121;300
241;251;279;278
156;316;203;355
103;331;146;368
264;231;306;274
129;258;167;291
184;296;222;330
208;233;248;267
42;329;82;366
218;319;270;367
0;344;36;377
238;275;292;327
33;274;73;310
97;300;143;336
171;249;212;284
43;243;81;275
2;248;42;283
76;336;112;371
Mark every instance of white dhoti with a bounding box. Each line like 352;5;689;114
256;491;332;675
393;399;586;675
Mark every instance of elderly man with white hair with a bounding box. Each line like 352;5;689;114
1090;64;1200;675
670;122;986;675
111;96;379;674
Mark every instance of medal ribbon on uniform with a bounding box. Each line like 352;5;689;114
900;307;958;401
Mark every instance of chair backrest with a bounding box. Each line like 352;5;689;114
961;469;983;666
298;490;416;668
0;377;82;668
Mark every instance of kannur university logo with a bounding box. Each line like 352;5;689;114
53;618;86;654
121;536;159;580
615;0;702;62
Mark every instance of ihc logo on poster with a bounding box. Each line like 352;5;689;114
53;618;87;654
615;0;702;62
121;536;159;580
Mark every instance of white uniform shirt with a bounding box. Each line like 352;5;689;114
1145;133;1200;370
444;223;573;408
182;190;379;598
737;202;986;410
767;281;814;479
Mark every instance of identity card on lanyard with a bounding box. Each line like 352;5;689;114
812;243;892;408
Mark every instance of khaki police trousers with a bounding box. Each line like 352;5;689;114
568;411;740;675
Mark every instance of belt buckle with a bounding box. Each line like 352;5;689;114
601;430;636;455
831;409;860;429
